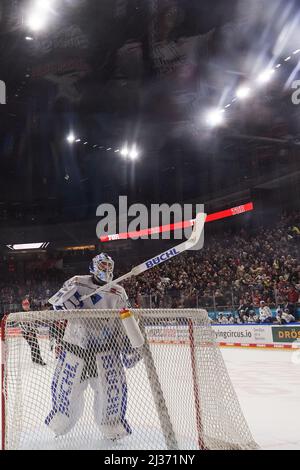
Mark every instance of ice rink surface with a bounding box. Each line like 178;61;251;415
222;347;300;450
1;347;300;450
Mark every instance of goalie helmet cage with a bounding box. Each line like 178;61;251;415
1;309;258;450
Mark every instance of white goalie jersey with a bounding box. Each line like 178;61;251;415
49;274;129;310
49;275;130;349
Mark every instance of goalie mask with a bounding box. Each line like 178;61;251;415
89;253;114;283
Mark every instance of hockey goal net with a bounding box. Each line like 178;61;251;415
1;309;257;450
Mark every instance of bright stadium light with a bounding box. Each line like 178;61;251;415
66;132;75;144
27;12;47;31
35;0;55;12
7;242;49;250
120;145;129;158
120;143;140;160
26;0;57;31
205;108;224;127
129;144;139;160
256;68;275;85
236;85;252;100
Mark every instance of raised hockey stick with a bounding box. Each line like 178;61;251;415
80;211;206;301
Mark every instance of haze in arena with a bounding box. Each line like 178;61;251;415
0;0;300;453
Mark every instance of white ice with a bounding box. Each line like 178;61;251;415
221;347;300;450
1;345;300;450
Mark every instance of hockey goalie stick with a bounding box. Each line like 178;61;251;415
80;211;206;301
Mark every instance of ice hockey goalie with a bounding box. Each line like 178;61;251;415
47;253;142;442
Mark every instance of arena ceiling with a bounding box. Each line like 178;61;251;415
0;0;299;230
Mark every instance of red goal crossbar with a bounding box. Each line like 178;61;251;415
99;202;253;242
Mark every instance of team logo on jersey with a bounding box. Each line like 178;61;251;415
91;293;102;305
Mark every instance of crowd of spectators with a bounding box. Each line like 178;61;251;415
122;211;300;317
0;211;299;323
215;300;296;325
0;268;64;317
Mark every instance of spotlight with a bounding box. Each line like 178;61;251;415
205;109;224;127
66;132;75;144
26;0;58;31
35;0;55;12
129;145;139;160
256;68;275;85
236;85;252;100
27;12;47;31
120;145;129;158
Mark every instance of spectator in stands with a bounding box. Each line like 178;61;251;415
217;314;228;324
276;309;284;324
259;301;273;323
252;311;259;323
287;286;299;305
281;309;296;324
247;313;256;323
22;295;30;312
241;312;249;323
283;298;297;317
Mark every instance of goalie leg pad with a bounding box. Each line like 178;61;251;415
91;351;132;439
45;350;86;436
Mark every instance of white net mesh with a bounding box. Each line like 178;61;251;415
1;309;258;450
